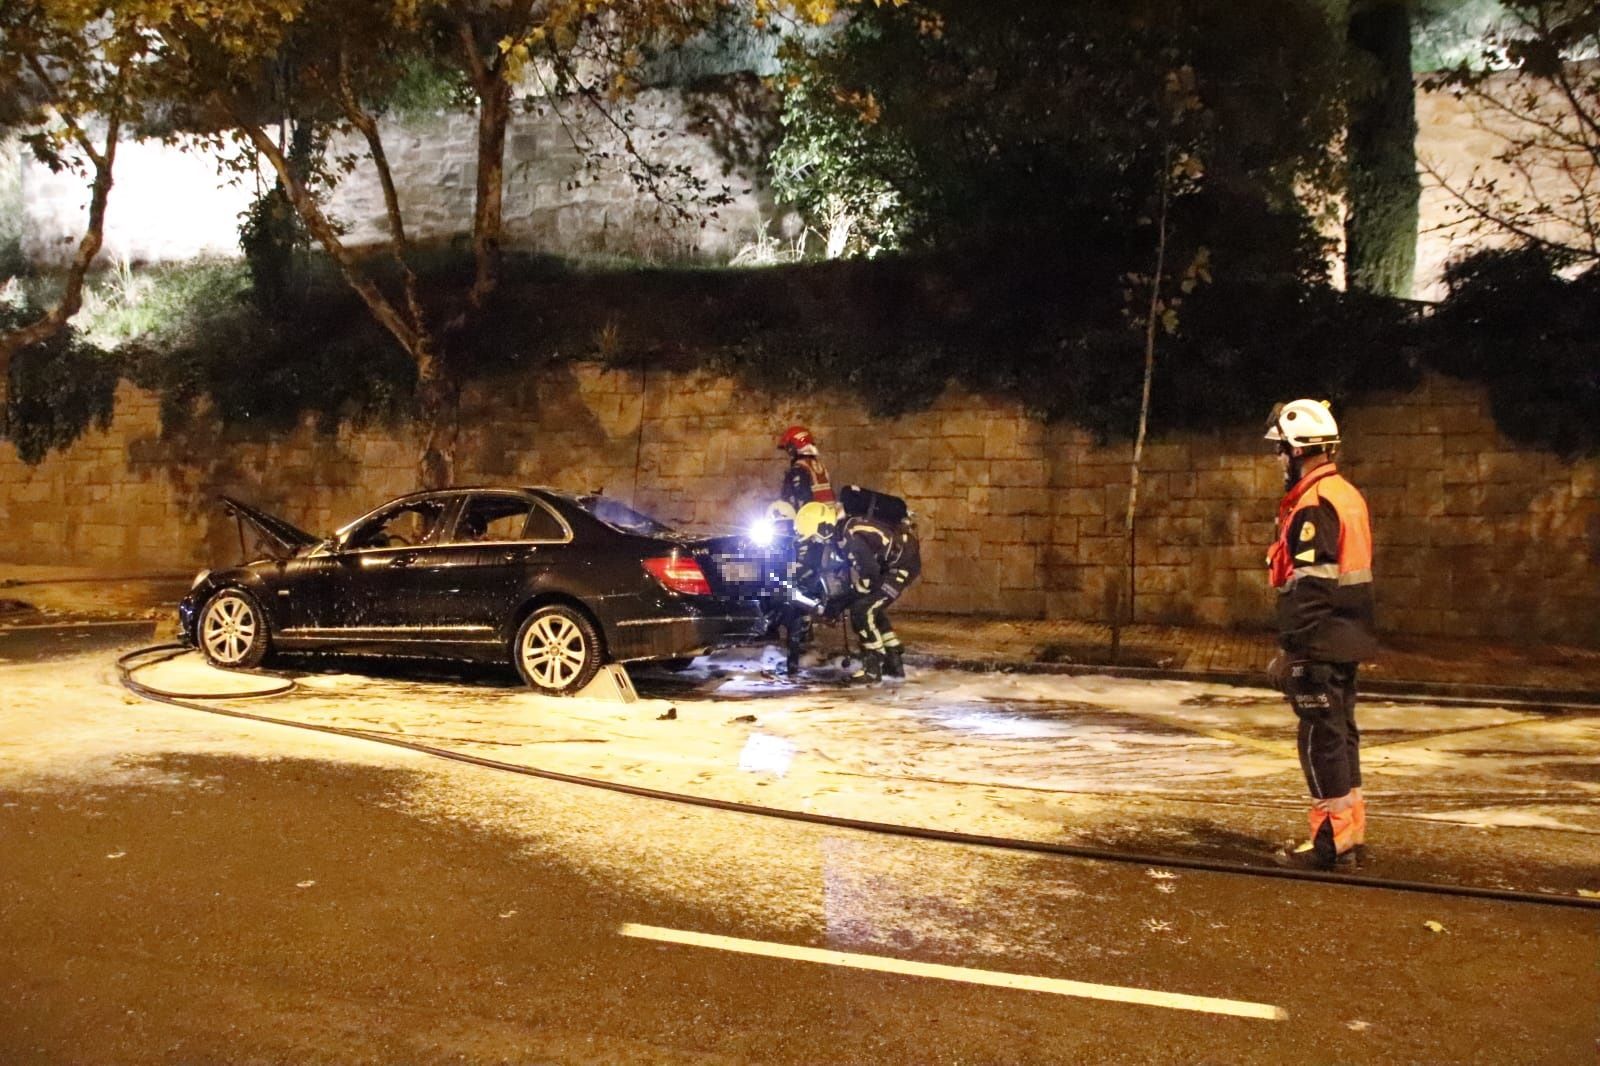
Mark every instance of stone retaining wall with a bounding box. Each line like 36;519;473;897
14;75;1596;297
2;367;1596;645
19;90;771;269
1414;68;1600;301
0;138;22;270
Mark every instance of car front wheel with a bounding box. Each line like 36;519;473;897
513;605;603;694
198;589;271;669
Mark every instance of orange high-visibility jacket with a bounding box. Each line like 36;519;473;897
781;455;835;510
1268;463;1378;663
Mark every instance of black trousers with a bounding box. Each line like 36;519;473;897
849;540;921;655
775;605;812;663
1286;661;1361;800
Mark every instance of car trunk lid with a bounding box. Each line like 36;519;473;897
680;533;787;600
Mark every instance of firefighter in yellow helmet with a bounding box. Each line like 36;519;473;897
1264;399;1377;869
796;499;920;682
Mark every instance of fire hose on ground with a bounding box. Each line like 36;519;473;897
115;642;1600;912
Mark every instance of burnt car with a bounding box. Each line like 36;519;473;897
178;488;778;694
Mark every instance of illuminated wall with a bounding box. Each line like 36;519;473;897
1414;67;1600;300
17;89;771;269
15;77;1595;294
0;138;21;273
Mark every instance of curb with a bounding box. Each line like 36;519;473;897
904;653;1600;709
0;572;194;588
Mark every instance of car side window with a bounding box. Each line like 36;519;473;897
525;501;568;543
346;500;448;550
456;495;536;543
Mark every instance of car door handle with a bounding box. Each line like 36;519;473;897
502;548;535;563
390;553;417;568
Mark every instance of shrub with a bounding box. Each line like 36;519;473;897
1426;247;1600;457
1;303;121;464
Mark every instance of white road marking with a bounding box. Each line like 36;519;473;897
619;923;1287;1021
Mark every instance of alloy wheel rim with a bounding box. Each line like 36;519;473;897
202;595;257;665
521;614;587;689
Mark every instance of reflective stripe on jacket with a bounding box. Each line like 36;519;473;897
837;515;919;594
1268;464;1378;663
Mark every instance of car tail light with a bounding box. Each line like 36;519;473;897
643;555;713;596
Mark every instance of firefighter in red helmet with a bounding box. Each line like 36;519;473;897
770;426;835;676
1264;399;1378;869
776;425;836;512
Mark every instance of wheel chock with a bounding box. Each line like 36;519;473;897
575;663;638;703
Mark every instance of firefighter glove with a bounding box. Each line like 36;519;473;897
1266;653;1293;693
819;595;851;622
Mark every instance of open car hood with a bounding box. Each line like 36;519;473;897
220;495;322;559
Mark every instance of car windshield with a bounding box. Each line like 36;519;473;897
572;494;675;537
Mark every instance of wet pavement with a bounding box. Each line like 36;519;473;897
1;574;1598;1062
2;708;1596;1064
107;647;1600;902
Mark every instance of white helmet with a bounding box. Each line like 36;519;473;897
1265;399;1340;450
766;500;797;524
794;501;841;542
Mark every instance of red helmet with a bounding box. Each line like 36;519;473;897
777;425;816;453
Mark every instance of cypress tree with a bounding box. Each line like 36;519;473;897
1346;0;1420;297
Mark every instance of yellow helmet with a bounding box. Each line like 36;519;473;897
794;501;840;542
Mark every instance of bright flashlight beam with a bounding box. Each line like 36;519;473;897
749;519;775;548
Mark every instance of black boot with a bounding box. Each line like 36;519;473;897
883;647;905;679
850;651;884;683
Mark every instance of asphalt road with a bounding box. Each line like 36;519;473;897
1;752;1595;1065
0;619;155;661
1;627;1596;1064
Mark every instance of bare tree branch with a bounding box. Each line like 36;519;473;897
0;59;128;385
329;38;428;334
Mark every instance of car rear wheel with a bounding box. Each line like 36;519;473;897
514;605;603;694
198;589;271;669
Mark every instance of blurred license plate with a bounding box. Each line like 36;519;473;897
721;560;760;583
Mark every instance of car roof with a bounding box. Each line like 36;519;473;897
376;486;564;503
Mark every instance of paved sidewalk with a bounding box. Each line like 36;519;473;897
4;563;1598;699
892;612;1600;701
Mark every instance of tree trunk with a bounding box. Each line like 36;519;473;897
1346;0;1419;298
468;76;511;315
414;341;457;490
453;17;512;323
0;104;121;399
236;112;457;488
1118;151;1172;661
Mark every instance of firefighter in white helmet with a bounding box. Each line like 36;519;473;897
796;499;921;682
1264;399;1378;868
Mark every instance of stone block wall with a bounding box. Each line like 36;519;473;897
0;138;21;269
2;366;1597;646
13;75;1596;299
1415;67;1600;301
19;90;771;269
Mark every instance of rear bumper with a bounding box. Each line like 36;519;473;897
606;603;768;662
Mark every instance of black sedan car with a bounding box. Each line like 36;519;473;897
178;487;780;693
